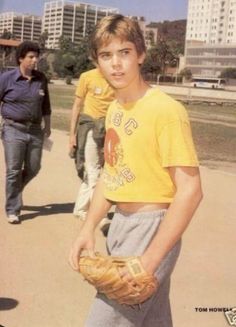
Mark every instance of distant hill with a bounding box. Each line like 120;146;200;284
148;19;187;54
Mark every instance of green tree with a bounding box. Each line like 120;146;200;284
155;39;175;74
220;68;236;79
142;46;162;80
38;30;49;51
38;56;51;81
147;20;186;56
53;51;67;77
180;68;192;81
142;38;175;81
1;29;15;39
62;53;77;75
58;35;75;52
0;29;16;68
53;33;94;78
53;36;76;77
73;36;94;77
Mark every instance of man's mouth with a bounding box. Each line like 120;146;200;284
112;72;124;77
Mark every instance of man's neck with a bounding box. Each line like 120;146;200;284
20;67;33;80
116;79;150;105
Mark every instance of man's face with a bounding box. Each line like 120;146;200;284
97;38;145;91
19;51;39;71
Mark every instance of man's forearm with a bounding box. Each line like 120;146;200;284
82;175;113;232
70;96;83;139
43;115;51;136
141;171;203;274
70;109;79;138
43;114;51;127
85;178;113;229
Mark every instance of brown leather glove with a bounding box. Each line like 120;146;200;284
78;252;158;306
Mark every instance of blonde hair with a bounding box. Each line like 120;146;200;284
90;14;146;62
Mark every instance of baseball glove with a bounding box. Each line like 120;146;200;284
78;252;158;306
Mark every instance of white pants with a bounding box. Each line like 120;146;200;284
73;130;103;218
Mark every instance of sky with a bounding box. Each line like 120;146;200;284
0;0;188;23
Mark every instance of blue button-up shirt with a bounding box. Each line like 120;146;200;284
0;68;51;123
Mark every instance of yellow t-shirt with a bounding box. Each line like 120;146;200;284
103;87;199;203
75;68;115;119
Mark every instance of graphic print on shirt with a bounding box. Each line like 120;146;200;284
39;89;45;96
94;86;102;95
104;111;138;191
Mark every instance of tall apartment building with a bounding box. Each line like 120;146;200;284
185;0;236;77
43;1;118;49
0;12;42;42
186;0;236;44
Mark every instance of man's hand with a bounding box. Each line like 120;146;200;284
78;253;158;306
69;96;83;154
69;134;77;157
69;230;95;271
43;115;51;137
43;126;51;138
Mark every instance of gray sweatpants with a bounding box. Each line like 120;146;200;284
85;209;181;327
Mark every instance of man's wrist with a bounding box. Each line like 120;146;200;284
43;126;51;137
82;220;97;233
140;254;158;275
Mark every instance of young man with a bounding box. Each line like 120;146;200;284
69;15;203;327
69;68;114;220
0;41;51;224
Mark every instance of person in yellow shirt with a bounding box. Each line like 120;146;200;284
69;15;203;327
69;68;114;219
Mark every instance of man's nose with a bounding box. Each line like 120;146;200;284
111;54;121;67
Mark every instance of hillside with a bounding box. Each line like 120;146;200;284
148;19;187;54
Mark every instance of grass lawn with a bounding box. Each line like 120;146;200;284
49;83;236;172
49;84;75;110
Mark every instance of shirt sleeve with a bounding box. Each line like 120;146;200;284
158;119;199;167
0;74;6;102
42;77;51;116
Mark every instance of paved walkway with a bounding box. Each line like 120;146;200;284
0;129;235;327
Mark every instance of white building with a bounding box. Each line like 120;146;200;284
186;0;236;44
185;0;236;77
43;1;119;49
0;12;42;42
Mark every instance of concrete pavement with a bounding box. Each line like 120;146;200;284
0;129;235;327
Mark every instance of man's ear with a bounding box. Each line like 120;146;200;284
88;56;98;67
138;52;146;65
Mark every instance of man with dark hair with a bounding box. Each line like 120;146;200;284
0;41;51;224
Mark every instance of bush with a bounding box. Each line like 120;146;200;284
180;68;192;81
220;68;236;79
65;76;72;85
45;72;52;83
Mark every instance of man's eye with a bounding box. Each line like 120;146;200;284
121;50;130;56
100;53;111;59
